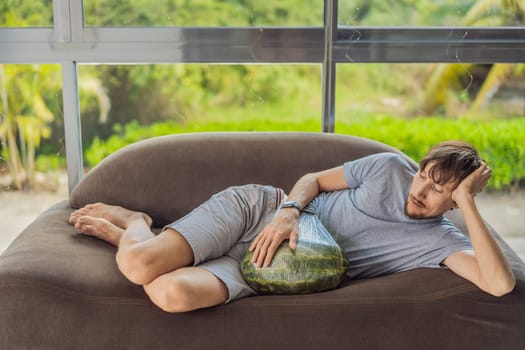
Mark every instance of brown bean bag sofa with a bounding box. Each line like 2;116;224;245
1;132;524;350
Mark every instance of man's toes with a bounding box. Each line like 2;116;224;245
75;216;94;231
69;211;81;224
77;223;93;235
85;203;103;211
75;222;86;232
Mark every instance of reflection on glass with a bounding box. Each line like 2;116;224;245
0;0;53;27
78;64;321;165
338;0;524;26
84;0;323;27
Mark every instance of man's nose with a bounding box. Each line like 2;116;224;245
414;185;428;199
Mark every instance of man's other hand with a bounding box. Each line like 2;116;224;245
452;162;492;205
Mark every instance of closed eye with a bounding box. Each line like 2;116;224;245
431;185;443;193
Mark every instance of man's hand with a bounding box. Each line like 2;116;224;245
451;162;492;205
247;165;347;268
249;209;300;268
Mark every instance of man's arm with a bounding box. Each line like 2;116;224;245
443;163;515;297
249;165;348;268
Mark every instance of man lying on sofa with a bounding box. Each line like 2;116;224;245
69;140;516;313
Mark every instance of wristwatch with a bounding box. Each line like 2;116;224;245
280;200;302;212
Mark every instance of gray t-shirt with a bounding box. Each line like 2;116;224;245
308;152;472;280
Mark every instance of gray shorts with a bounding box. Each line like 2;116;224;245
164;184;284;302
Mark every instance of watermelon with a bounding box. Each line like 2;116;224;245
241;212;348;295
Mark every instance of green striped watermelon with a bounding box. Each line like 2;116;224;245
241;212;348;295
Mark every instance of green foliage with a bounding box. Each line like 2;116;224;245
464;0;525;26
83;115;525;191
76;63;321;153
0;0;53;26
0;64;61;189
36;154;66;172
83;0;323;26
337;115;525;190
340;0;476;26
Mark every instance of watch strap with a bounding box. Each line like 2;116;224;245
280;200;302;212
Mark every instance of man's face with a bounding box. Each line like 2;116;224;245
405;162;457;219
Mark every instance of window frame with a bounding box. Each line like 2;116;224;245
1;0;524;193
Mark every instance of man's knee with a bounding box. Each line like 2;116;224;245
116;246;156;285
144;275;196;313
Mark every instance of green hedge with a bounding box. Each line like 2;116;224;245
337;116;525;190
83;116;525;190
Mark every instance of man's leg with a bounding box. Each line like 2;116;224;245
72;205;228;312
143;267;229;312
70;203;194;285
70;185;280;312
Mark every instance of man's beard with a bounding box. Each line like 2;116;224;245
405;195;428;220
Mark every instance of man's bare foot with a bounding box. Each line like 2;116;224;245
75;216;124;246
69;203;153;228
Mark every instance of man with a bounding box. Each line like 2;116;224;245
69;140;515;313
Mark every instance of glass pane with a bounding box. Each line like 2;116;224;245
335;63;525;152
84;0;323;27
77;63;322;165
0;64;66;253
335;63;525;258
339;0;525;26
0;0;53;27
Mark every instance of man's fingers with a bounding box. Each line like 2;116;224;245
263;235;289;267
263;243;279;268
257;233;288;268
478;164;491;192
249;233;262;252
250;233;267;263
250;220;299;267
289;229;299;250
255;238;273;268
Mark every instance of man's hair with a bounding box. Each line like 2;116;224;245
419;140;482;187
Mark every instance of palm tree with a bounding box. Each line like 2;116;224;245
0;64;110;190
423;0;525;117
0;64;59;189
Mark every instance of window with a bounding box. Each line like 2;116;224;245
0;0;524;191
78;63;322;166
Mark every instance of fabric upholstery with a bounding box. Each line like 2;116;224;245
1;132;524;350
69;132;406;226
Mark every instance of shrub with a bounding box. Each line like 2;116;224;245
83;116;525;190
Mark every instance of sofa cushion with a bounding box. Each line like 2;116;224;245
70;132;407;226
